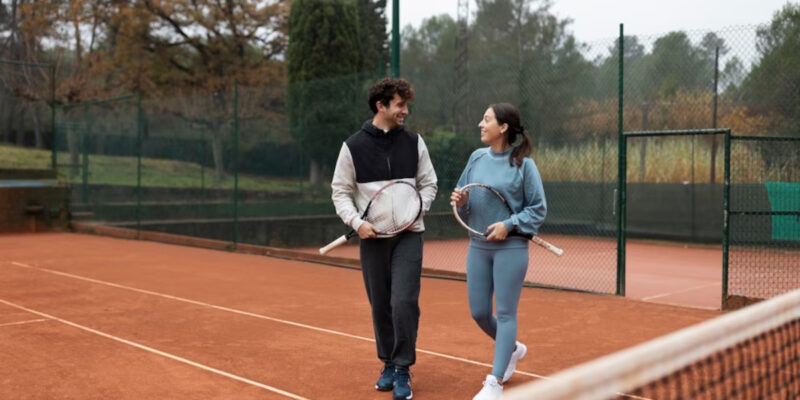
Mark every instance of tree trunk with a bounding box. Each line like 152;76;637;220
309;158;321;186
1;89;9;143
3;86;12;143
68;123;80;177
16;102;25;145
211;133;224;178
95;127;105;155
31;105;43;148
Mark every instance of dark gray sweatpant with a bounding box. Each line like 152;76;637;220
359;231;423;368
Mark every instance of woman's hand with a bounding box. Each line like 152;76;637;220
486;222;508;241
450;187;469;208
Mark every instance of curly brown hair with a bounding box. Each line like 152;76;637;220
368;78;415;114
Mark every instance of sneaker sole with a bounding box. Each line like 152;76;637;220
502;344;528;383
376;385;393;392
392;393;412;400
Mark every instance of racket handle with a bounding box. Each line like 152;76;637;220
319;234;349;255
531;236;564;256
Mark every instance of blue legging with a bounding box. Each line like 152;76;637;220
466;245;528;378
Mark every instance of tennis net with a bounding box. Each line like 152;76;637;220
502;288;800;400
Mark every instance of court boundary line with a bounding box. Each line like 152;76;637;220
0;296;310;400
68;225;613;297
6;261;549;380
640;282;721;301
0;318;50;328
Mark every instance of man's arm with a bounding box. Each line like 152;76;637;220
331;143;365;231
416;137;438;212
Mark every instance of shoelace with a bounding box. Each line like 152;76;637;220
482;378;501;388
381;367;395;378
395;371;413;387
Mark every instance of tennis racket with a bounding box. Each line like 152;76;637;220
451;183;564;256
320;180;423;255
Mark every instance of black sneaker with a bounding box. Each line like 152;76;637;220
375;364;395;391
393;368;412;399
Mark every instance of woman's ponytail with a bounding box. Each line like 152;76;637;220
489;103;532;167
509;126;532;167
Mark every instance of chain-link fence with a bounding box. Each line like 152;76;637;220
728;136;800;304
5;17;796;303
53;95;141;224
403;20;621;293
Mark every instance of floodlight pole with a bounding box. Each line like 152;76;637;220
391;0;400;77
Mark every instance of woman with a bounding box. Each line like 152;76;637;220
450;103;546;400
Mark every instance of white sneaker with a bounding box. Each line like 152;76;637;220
502;341;527;383
472;374;503;400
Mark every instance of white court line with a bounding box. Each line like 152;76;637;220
8;261;548;380
641;282;721;301
0;297;309;400
0;318;50;328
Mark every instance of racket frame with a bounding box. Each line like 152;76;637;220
452;183;564;256
319;180;423;254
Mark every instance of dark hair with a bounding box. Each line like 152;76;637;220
490;102;532;167
368;78;415;114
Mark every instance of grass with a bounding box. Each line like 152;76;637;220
0;143;307;192
0;143;52;170
2;139;797;187
533;137;798;184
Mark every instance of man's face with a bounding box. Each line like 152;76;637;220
377;94;409;129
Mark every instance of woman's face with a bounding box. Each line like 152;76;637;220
478;107;507;147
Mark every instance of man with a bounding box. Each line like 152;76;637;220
331;78;437;400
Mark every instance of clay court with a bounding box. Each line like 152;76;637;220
1;233;720;399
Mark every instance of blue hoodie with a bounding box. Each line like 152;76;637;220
456;147;547;249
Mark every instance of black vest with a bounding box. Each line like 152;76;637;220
345;121;419;184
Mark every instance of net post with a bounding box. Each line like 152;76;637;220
616;23;626;296
391;0;400;77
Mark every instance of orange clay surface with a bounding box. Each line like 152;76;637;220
0;233;719;399
315;235;724;310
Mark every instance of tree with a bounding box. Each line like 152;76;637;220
741;3;800;137
0;2;11;43
1;0;55;148
592;35;645;102
288;0;363;185
642;32;709;99
138;0;287;93
469;0;592;144
401;15;459;132
138;1;289;177
355;0;389;74
10;0;289;176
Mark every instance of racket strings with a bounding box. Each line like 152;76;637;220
367;183;421;234
458;186;512;236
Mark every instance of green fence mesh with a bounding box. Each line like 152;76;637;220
9;19;791;303
625;132;726;243
54;95;141;223
728;137;800;301
402;30;621;293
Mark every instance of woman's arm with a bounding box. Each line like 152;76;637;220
504;158;547;235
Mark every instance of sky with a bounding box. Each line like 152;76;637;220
393;0;794;42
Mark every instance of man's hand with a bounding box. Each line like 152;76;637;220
357;222;378;239
486;222;508;241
